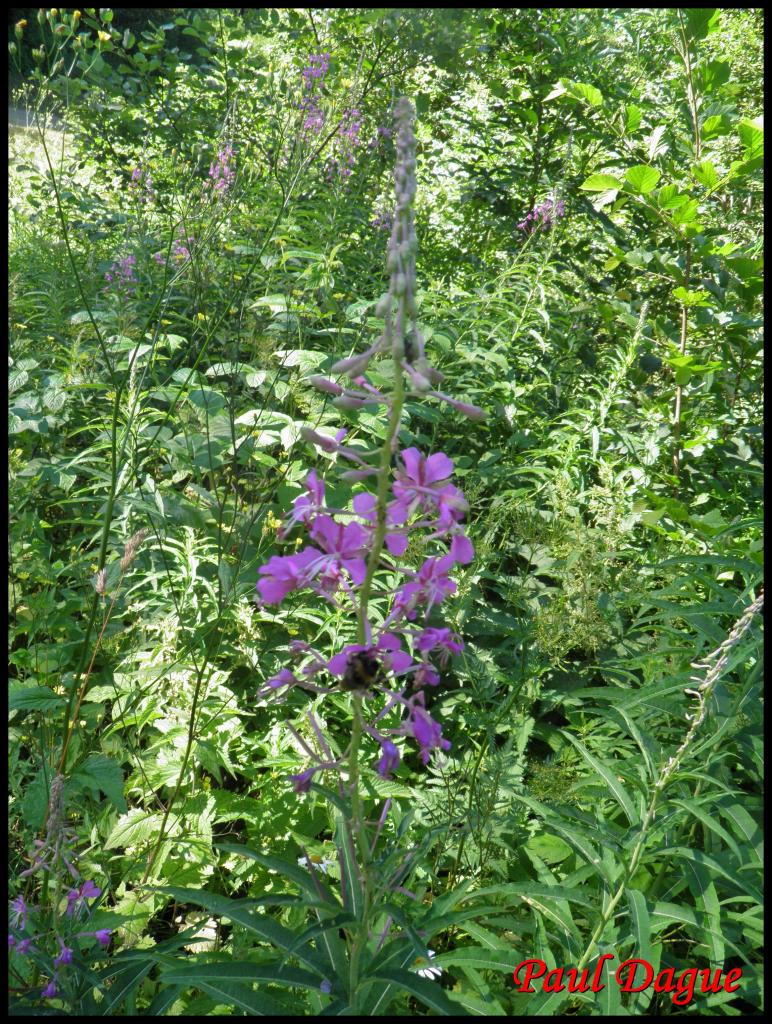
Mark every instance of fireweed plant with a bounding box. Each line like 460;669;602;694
249;97;484;1011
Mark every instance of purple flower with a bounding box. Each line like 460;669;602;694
308;515;370;589
54;938;74;967
519;197;566;234
290;769;315;793
9;894;27;930
257;546;322;605
8;934;15;949
393;555;459;618
94;929;112;949
326;633;414;682
406;698;451;764
279;470;326;538
104;254;137;294
208;143;236;194
42;978;58;999
128;165;155;202
377;739;401;778
267;668;297;690
66;880;101;917
320;978;332;995
415;627;464;666
391;448;468;529
16;937;33;954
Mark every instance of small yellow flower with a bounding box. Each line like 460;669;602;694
98;30;111;42
197;312;206;321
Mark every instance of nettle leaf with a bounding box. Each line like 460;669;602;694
68;753;127;812
624;165;661;194
579;173;622;192
9;367;29;393
105;809;165;849
9;685;66;713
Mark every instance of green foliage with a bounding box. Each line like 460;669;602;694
8;6;763;1017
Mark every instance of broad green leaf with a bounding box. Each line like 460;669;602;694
692;160;719;188
624;165;661;194
738;118;764;159
567;81;603;107
579;173;622;192
684;8;720;40
68;753;127;812
105;809;164;849
624;104;642;133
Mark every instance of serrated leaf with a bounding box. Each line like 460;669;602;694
9;686;66;713
68;753;127;812
692;160;719;188
624;165;661;194
105;809;164;849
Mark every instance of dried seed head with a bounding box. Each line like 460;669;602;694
120;528;148;571
94;568;107;595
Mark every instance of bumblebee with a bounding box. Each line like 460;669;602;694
340;650;385;692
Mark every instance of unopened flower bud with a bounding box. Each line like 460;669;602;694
15;20;27;38
333;394;367;410
308;375;344;396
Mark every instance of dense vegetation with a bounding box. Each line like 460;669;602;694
8;8;763;1017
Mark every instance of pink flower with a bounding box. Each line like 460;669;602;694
326;632;414;681
415;627;464;666
394;555;458;618
309;515;369;587
279;470;326;537
391;447;468;529
257;547;322;605
352;492;408;555
405;696;451;764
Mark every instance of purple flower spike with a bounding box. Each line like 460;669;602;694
42;978;58;999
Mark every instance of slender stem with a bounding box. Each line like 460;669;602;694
672;243;692;480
